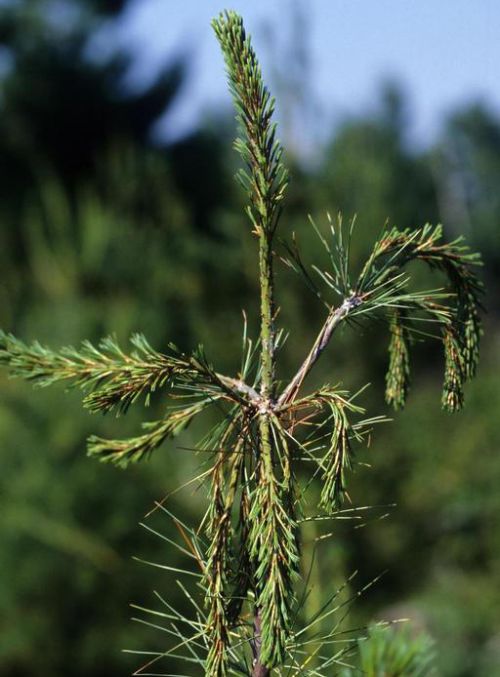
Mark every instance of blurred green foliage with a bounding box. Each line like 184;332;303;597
340;624;437;677
0;2;499;675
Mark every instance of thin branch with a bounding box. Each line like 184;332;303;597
0;330;259;412
278;296;362;407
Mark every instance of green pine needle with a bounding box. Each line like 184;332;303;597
87;399;214;468
212;10;288;237
385;311;411;410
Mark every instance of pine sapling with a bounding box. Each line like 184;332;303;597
0;10;483;676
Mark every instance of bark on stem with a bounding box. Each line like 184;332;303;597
252;609;271;677
278;295;361;407
259;234;275;399
255;206;276;674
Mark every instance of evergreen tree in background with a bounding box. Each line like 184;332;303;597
0;0;237;360
0;11;484;676
0;0;182;184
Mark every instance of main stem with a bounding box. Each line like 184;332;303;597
254;227;275;677
253;609;270;677
259;231;275;400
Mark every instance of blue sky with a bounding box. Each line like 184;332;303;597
107;0;499;149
